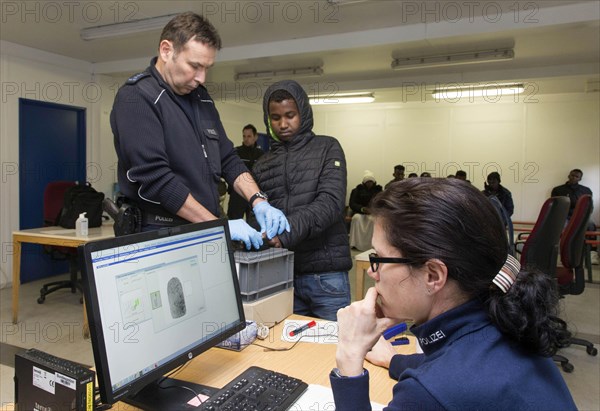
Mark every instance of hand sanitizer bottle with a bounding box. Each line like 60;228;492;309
76;212;88;236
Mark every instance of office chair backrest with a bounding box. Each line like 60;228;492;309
43;181;76;226
489;195;515;256
557;195;593;292
520;196;569;277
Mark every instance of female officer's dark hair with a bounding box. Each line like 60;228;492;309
369;177;570;356
160;12;222;52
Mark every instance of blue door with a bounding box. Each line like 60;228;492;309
19;99;86;283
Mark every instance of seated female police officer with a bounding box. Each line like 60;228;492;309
330;177;576;410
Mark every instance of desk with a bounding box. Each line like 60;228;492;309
2;316;414;410
110;315;414;409
11;224;114;332
354;248;374;300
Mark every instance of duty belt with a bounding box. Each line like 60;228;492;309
142;211;189;227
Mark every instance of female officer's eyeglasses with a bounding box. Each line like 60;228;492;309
369;253;414;272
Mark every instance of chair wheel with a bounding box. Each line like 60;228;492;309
37;296;45;304
561;362;574;373
587;346;598;356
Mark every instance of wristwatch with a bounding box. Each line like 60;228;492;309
249;191;268;205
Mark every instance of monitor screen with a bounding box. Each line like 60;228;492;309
80;220;245;408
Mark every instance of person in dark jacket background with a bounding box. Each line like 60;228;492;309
551;168;594;219
552;168;598;265
483;171;514;216
253;80;352;321
384;164;405;189
227;124;264;220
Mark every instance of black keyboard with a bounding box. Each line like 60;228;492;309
199;366;308;411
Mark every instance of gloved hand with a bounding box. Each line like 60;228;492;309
228;219;263;250
253;201;290;239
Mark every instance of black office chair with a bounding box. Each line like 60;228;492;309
516;196;569;278
489;195;515;256
553;195;598;372
37;181;82;304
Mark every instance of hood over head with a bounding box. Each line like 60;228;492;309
263;80;313;141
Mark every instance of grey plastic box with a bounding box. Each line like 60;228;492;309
234;248;294;302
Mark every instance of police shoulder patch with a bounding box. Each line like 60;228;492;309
126;71;150;85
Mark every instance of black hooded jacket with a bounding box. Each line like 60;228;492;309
253;80;352;275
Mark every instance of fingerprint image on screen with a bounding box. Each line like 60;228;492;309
167;277;186;318
144;256;207;332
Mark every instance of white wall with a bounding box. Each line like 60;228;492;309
312;94;600;224
217;102;263;147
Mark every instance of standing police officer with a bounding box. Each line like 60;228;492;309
111;12;289;248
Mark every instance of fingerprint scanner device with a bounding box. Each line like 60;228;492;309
14;348;94;411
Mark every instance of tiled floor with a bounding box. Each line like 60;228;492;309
1;261;599;410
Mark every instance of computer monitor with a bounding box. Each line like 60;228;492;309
79;220;246;409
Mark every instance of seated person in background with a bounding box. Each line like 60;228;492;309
331;178;576;410
483;171;514;216
455;169;471;183
349;171;382;251
551;168;593;219
552;168;598;264
407;172;418;178
384;164;405;189
420;171;432;177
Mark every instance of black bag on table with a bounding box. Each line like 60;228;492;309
57;182;105;228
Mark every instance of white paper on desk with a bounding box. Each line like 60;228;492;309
281;319;338;344
290;384;385;410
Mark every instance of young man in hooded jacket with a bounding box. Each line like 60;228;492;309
252;80;352;321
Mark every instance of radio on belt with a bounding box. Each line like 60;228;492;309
14;348;95;411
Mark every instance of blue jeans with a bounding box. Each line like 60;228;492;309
293;272;351;321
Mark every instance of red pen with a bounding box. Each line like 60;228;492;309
289;320;317;337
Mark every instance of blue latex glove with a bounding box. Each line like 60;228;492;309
228;219;263;250
253;201;290;239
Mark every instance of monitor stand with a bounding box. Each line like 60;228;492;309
124;377;220;410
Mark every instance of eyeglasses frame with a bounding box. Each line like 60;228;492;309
368;253;415;272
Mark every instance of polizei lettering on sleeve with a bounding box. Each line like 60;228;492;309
419;330;446;346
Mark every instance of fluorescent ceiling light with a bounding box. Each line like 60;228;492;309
80;14;178;41
309;92;375;105
235;66;323;81
431;84;525;99
327;0;370;4
392;49;514;70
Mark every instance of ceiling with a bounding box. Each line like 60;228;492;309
1;0;599;103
